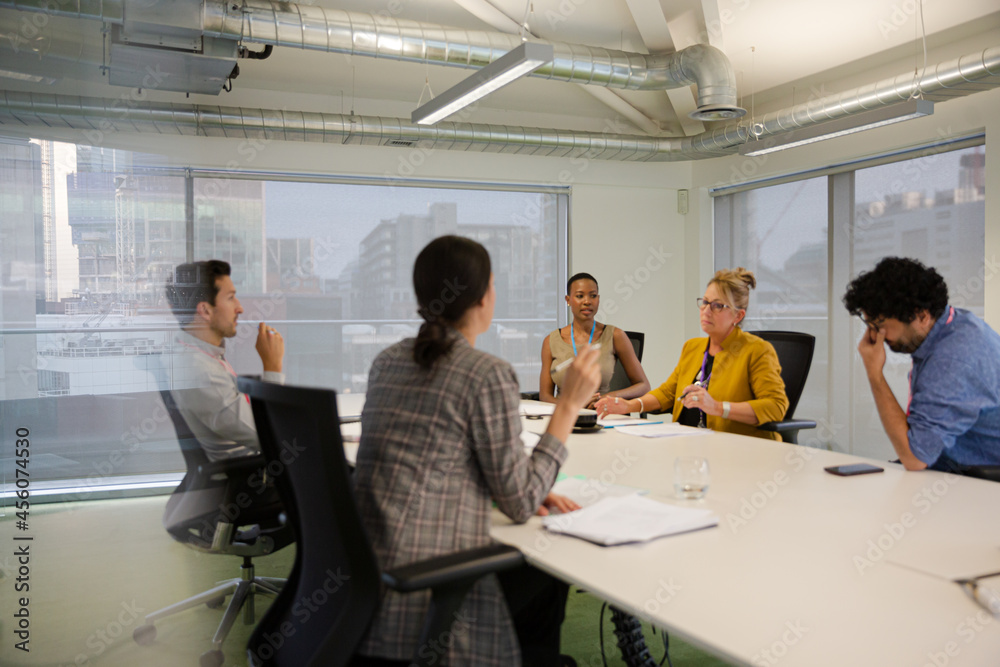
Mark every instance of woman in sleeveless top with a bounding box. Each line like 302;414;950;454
540;273;649;409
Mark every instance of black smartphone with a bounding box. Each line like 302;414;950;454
824;463;884;476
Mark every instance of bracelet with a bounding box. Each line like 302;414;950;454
722;401;731;419
634;397;644;412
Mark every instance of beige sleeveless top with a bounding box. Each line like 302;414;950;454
548;324;617;395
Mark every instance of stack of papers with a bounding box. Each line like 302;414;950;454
543;494;718;546
616;422;709;438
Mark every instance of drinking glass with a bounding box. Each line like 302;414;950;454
674;457;710;500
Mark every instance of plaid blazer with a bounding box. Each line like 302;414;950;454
354;330;566;665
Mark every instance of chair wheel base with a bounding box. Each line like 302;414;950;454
133;624;156;645
200;649;225;667
206;595;227;609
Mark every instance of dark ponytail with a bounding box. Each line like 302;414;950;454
412;235;492;369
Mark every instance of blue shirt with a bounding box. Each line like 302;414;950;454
907;306;1000;470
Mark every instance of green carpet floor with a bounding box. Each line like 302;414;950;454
561;588;733;667
0;497;734;666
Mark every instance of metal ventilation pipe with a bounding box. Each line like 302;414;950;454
202;0;744;119
0;0;745;119
0;40;996;161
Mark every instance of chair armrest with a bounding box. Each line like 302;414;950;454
383;543;524;592
955;465;1000;483
758;419;817;433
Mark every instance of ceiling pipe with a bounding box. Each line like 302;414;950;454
1;44;998;162
0;0;745;118
0;2;996;162
203;1;745;119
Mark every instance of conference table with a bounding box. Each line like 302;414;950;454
488;405;1000;667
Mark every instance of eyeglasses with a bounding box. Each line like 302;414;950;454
858;314;885;331
696;298;732;313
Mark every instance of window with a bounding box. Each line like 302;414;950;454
715;141;985;459
0;137;566;497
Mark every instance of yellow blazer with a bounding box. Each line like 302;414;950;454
650;328;789;441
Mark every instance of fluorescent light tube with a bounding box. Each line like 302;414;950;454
738;99;934;157
412;42;554;125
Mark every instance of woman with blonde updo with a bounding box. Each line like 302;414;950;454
595;268;789;440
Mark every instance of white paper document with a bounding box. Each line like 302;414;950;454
616;422;709;438
550;476;646;508
542;494;718;546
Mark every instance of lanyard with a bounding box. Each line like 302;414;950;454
571;319;596;356
697;345;713;386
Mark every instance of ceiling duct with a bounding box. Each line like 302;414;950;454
0;0;746;119
1;45;998;162
0;1;997;161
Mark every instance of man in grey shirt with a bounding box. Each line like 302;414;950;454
166;260;284;461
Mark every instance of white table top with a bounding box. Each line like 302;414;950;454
491;416;1000;666
336;392;366;421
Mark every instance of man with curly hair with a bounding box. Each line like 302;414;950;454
843;257;1000;472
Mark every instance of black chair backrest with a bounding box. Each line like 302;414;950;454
746;331;814;420
239;378;380;667
608;330;645;392
159;389;227;542
160;389;212;473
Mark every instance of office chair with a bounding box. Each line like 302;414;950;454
238;377;525;667
944;463;1000;483
608;330;645;393
747;331;818;444
133;390;294;667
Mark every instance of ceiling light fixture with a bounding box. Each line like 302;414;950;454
738;99;934;157
411;42;554;125
0;69;58;85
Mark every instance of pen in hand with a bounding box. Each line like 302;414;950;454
679;380;705;401
553;343;602;373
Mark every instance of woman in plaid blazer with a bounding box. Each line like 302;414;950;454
353;235;601;667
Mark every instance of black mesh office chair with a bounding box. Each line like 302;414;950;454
747;331;818;444
238;377;525;667
133;390;294;667
608;330;645;392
